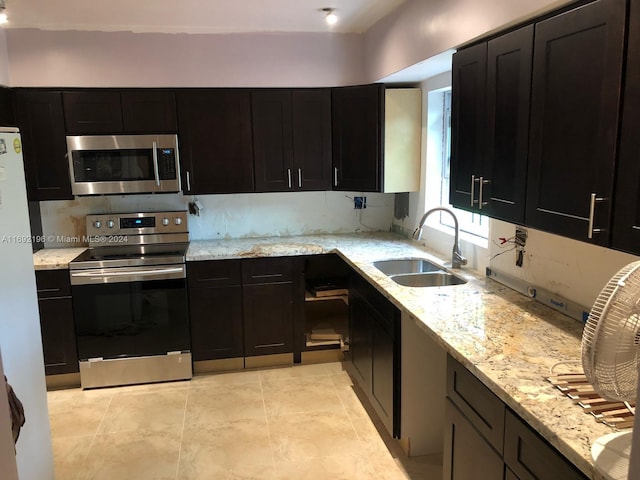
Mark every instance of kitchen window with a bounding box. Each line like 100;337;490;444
425;88;488;243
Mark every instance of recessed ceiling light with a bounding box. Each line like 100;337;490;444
321;8;338;26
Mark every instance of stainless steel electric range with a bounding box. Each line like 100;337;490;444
69;211;191;389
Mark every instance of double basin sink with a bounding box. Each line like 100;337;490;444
373;258;467;288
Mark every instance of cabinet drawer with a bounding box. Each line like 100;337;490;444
241;257;294;284
36;269;71;298
187;260;242;288
446;355;505;454
504;410;586;480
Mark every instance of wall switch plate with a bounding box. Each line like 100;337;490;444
354;197;366;209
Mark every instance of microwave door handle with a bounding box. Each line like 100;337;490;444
152;141;160;187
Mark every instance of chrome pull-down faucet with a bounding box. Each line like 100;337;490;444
412;207;468;269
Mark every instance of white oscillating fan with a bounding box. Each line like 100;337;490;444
582;261;640;480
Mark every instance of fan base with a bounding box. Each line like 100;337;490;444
592;431;632;480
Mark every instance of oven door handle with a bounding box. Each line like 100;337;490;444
70;266;186;285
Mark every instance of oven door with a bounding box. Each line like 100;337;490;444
71;264;189;361
67;134;181;195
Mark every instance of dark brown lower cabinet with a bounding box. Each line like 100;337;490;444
187;257;300;361
444;355;587;480
36;270;78;375
443;399;503;480
348;273;400;438
187;260;244;361
243;282;294;356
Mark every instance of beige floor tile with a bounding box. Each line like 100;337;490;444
274;453;408;480
98;388;188;434
268;411;361;462
190;370;261;387
78;429;181;480
112;380;190;394
180;417;273;471
48;391;113;438
330;371;354;388
52;434;93;480
258;363;332;382
261;376;344;417
177;460;278;480
185;382;266;424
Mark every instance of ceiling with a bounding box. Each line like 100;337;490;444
2;0;406;34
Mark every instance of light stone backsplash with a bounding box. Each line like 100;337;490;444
39;191;394;248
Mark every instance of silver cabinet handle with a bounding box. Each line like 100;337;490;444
334;167;338;187
470;175;479;207
298;168;302;188
287;168;292;189
152;141;160;186
186;171;191;192
478;177;490;210
588;193;605;239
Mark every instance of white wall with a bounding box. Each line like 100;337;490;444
364;0;574;82
0;29;8;86
6;29;366;87
38;191;395;248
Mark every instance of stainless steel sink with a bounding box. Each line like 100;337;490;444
373;258;444;276
373;258;467;287
390;272;467;288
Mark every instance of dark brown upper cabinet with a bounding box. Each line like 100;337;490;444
525;0;626;245
612;0;640;255
252;89;332;192
451;25;533;225
332;84;421;193
177;89;254;194
332;84;384;192
63;90;177;134
0;87;13;126
13;89;73;201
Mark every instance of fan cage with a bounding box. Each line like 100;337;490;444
582;261;640;402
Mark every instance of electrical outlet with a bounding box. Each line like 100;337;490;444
354;196;366;209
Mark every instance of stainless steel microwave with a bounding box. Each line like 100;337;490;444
67;134;181;195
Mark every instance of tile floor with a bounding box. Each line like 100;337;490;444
48;362;443;480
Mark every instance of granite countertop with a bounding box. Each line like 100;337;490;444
188;232;611;478
33;248;87;270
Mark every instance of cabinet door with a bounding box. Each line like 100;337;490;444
189;285;244;361
443;399;504;480
348;292;373;391
450;43;487;211
371;315;395;435
0;87;12;125
252;90;294;192
612;0;640;254
121;91;177;133
483;25;533;224
243;283;294;357
12;90;73;201
504;410;587;480
177;90;254;194
63;91;123;134
526;0;625;244
38;297;79;375
293;89;332;191
332;84;383;192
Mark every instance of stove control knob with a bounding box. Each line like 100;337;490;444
107;220;115;229
175;217;183;226
162;218;170;226
94;220;102;229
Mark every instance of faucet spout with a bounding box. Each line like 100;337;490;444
412;207;468;269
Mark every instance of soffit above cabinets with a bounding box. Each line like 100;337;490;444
3;0;405;34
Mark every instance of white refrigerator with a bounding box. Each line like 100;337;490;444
0;127;54;479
